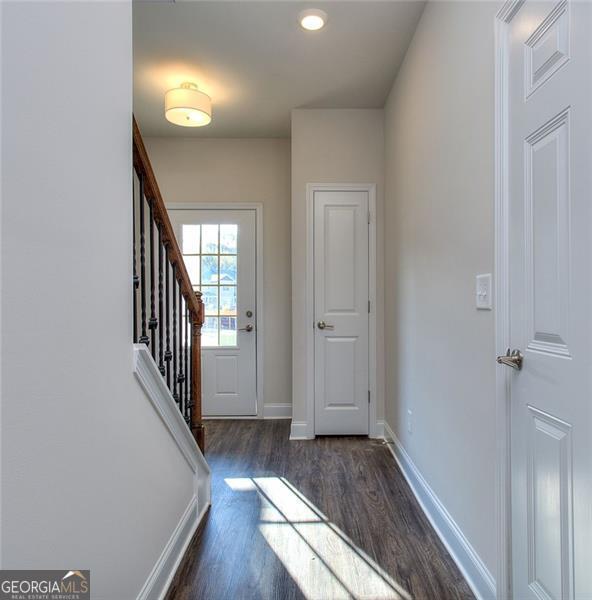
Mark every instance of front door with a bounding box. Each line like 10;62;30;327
170;208;257;416
505;2;592;598
314;189;369;435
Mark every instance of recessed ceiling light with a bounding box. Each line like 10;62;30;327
299;9;327;31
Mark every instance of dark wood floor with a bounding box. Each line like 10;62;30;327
165;420;474;600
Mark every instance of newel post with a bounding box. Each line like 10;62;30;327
191;291;205;452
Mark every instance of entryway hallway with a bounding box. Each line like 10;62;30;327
165;421;473;600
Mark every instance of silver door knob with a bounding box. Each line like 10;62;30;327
496;348;523;370
317;320;334;330
239;324;254;332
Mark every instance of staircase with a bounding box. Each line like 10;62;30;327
132;117;206;451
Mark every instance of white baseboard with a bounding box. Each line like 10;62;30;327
136;497;209;600
263;403;292;419
383;422;496;600
289;420;312;440
370;420;385;439
203;415;258;420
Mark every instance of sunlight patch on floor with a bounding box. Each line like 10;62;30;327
224;476;411;600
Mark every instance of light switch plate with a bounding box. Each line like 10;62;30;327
476;273;493;310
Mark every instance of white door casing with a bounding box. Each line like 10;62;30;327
497;2;592;599
313;190;369;435
169;208;258;416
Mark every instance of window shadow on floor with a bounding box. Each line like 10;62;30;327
225;476;412;600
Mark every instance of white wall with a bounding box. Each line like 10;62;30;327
144;137;292;415
384;0;500;581
291;109;385;435
1;3;199;598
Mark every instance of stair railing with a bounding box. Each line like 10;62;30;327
132;117;205;451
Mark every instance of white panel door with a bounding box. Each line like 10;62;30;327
314;190;369;435
169;209;257;416
505;2;592;598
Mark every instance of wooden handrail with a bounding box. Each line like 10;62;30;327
133;117;205;451
133;118;202;319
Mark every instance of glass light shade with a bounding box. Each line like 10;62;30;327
165;83;212;127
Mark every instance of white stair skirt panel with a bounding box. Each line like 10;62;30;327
383;423;496;600
133;344;211;600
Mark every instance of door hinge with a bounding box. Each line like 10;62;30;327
368;300;371;314
367;211;371;224
368;390;371;404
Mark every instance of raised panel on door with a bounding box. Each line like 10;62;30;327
526;407;573;600
525;110;570;357
314;190;369;435
524;0;570;98
323;337;357;409
324;205;357;313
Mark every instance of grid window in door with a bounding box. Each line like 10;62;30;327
182;223;238;347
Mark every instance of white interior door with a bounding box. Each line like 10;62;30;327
314;190;369;435
169;209;257;416
505;2;592;598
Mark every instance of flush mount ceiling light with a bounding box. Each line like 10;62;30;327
299;8;327;31
165;82;212;127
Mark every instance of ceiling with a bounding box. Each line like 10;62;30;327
133;1;425;138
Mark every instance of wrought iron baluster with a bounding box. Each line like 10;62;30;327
177;289;185;412
148;199;158;354
172;264;179;404
138;173;149;345
184;303;190;424
189;319;194;427
158;225;165;376
164;246;172;387
132;174;139;343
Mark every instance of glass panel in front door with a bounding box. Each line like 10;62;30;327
181;223;238;347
